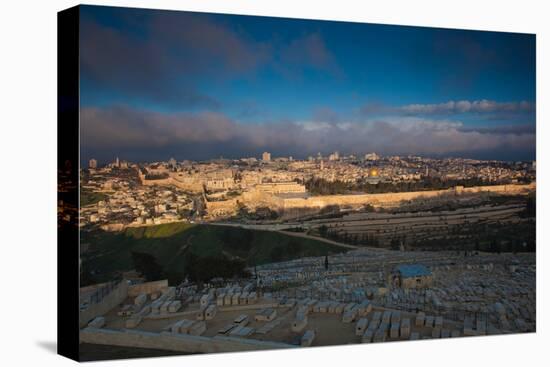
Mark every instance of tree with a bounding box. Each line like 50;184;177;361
80;263;97;287
183;252;250;282
390;238;400;251
131;251;164;281
318;225;328;238
490;239;497;253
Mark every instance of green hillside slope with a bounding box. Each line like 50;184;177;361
80;223;345;285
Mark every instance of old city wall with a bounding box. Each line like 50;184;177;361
279;183;535;211
201;182;534;218
205;198;240;216
241;190;284;208
138;172;203;192
461;183;535;194
79;281;129;328
80;327;295;354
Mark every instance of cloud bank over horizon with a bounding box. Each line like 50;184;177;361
81;104;535;163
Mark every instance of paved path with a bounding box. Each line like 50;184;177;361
209;222;358;250
277;230;359;249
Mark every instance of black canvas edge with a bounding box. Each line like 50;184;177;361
58;5;81;362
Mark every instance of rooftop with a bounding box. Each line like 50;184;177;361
395;264;432;278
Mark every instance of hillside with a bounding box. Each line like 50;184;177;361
80;222;346;285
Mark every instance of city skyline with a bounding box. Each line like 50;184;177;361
80;6;536;164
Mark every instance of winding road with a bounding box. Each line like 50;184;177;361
209;222;359;250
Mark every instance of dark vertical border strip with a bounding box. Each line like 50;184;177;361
57;5;80;361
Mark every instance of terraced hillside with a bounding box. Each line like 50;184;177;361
307;203;535;251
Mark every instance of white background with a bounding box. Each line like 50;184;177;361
0;0;548;365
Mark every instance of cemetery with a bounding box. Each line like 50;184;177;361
80;246;535;354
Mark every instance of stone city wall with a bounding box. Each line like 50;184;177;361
205;198;240;217
279;183;535;211
138;171;203;192
202;182;534;218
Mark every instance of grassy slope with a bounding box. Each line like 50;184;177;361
80;190;109;206
81;223;345;283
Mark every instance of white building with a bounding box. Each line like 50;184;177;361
365;152;380;161
88;158;97;169
329;151;340;161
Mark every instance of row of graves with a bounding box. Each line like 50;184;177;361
375;256;535;336
274;276;387;304
428;260;535;334
284;294;465;345
86;287;180;330
87;285;470;349
174;281;258;304
253;249;460;291
361;310;461;343
158;284;280;338
129;287;180;327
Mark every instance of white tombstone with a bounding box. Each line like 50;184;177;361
88;316;105;328
205;304;217;320
168;300;182;313
415;312;425;327
356;318;369;336
301;330;316;347
400;318;411;339
189;321;206;336
134;293;147;307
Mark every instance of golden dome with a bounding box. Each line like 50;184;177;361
369;167;379;177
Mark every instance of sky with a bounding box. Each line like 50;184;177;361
79;5;536;164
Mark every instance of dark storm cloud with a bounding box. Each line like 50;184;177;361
80;12;269;108
432;34;499;90
276;33;343;78
80;10;342;109
81;106;535;162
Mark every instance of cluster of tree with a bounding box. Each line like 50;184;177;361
409;221;535;253
144;173;169;180
285;227;306;233
131;250;251;285
80;190;109;207
131;251;164;281
269;240;301;262
237;204;279;220
305;178;349;195
183;252;251;283
80;262;98;286
305;176;512;196
521;195;536;218
318;225;380;247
